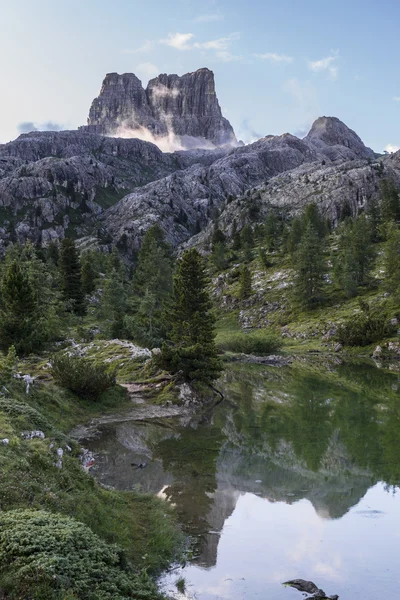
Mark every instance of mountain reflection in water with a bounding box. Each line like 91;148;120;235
85;360;400;598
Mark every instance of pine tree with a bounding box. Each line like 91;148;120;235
303;202;326;238
293;223;326;309
211;223;225;248
160;249;222;384
59;239;86;315
101;269;127;338
367;196;382;242
333;215;374;295
384;224;400;297
0;261;42;354
239;265;252;299
81;255;97;295
287;216;304;257
241;224;254;262
381;179;400;223
211;241;227;271
265;212;280;252
125;224;173;346
47;240;59;265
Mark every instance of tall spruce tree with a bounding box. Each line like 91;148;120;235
160;249;222;384
333;215;374;296
241;224;254;262
125;224;173;346
0;261;42;354
101;269;127;338
239;265;252;299
384;224;400;297
59;239;86;315
381;179;400;223
81;254;97;295
293;223;326;309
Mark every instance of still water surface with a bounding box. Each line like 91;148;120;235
86;360;400;599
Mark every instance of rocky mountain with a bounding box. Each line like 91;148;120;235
100;117;390;257
0;61;398;259
82;68;237;148
0;130;183;248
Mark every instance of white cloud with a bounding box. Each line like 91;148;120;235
215;51;242;62
254;52;293;63
282;78;320;135
393;96;400;102
194;32;240;51
308;53;339;79
159;31;241;60
194;12;224;23
136;62;160;80
385;144;400;153
160;32;195;50
121;40;154;54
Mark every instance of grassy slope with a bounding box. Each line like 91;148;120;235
0;377;182;577
213;238;400;358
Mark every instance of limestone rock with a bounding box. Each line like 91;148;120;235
305;116;375;161
83;68;237;147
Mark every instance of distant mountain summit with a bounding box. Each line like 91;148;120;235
305;116;375;160
81;68;237;150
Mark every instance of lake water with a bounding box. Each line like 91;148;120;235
86;359;400;599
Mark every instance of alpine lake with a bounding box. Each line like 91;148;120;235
82;357;400;600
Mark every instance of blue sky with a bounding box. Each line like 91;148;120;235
1;0;399;151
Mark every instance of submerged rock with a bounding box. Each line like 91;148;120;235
284;579;338;600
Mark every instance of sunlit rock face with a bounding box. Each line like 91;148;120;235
82;68;237;150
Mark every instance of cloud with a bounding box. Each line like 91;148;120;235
160;32;195;50
159;31;241;60
17;121;63;134
253;52;293;63
393;96;400;102
121;40;154;54
237;118;264;143
282;78;320;135
385;144;400;153
136;62;160;79
149;84;180;99
194;12;224;23
194;32;240;50
214;51;242;62
308;52;339;79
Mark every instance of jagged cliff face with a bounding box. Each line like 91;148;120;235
83;68;237;149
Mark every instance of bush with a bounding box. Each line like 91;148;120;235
335;302;395;346
0;397;50;430
51;353;116;400
0;509;161;600
216;331;282;355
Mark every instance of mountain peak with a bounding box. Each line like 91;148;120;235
82;68;237;149
306;116;374;159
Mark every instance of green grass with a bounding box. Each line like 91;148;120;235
0;381;183;584
216;330;282;355
212;238;400;356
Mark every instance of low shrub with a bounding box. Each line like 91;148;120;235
216;331;282;355
335;301;395;346
0;509;161;600
0;397;50;431
51;353;116;400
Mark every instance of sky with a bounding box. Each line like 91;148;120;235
1;0;400;152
